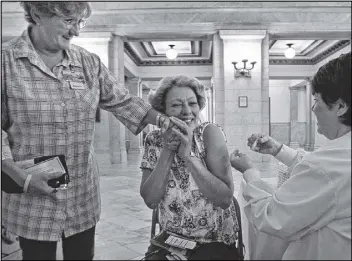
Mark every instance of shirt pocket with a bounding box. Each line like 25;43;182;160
73;84;99;113
66;69;99;112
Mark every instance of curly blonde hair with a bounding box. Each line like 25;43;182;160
20;1;91;25
149;75;206;113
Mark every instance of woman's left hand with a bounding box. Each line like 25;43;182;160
230;149;255;173
158;114;174;134
169;117;194;160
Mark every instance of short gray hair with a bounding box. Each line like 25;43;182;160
149;75;206;113
20;1;92;25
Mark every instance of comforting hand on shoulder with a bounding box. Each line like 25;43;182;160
169;117;195;160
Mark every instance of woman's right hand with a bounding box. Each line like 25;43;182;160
247;133;283;156
162;127;181;152
2;158;62;194
28;171;64;194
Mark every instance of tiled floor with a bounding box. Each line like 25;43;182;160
53;152;279;260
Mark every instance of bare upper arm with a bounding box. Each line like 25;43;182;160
203;124;234;192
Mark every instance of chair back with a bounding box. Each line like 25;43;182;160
232;196;245;260
151;207;159;238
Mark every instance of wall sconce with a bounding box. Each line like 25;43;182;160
232;59;257;78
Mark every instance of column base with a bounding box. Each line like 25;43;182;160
110;151;127;164
304;144;315;152
127;148;143;163
312;145;321;151
127;147;143;154
289;142;300;149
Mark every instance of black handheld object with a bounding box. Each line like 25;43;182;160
1;155;69;193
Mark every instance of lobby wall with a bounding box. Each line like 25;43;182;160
269;79;306;146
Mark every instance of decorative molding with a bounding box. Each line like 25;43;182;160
270;59;314;65
219;30;266;40
270;40;350;65
139;41;202;58
269;40;276;49
302;40;326;56
124;42;142;65
311;39;350;64
124;41;211;66
289;81;306;90
137;59;212;66
300;40;319;55
141;42;157;55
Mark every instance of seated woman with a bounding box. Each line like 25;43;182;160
140;75;240;260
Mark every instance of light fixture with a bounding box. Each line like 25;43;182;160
284;43;296;59
232;59;256;78
166;44;178;60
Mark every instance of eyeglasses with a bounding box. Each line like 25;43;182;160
61;18;87;29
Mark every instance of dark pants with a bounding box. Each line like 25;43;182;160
19;226;95;260
144;241;240;260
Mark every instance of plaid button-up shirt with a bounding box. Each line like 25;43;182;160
1;28;152;241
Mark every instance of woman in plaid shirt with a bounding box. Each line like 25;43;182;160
1;2;171;260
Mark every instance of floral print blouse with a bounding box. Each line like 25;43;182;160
140;122;239;245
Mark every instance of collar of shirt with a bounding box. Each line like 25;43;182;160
322;131;351;149
13;27;83;70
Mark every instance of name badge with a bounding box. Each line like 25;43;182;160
69;81;85;90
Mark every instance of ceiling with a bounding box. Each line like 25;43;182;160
269;39;350;65
124;40;213;66
2;1;351;67
124;39;350;66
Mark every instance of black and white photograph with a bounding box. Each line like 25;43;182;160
1;1;351;260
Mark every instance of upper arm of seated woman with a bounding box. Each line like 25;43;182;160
202;124;234;191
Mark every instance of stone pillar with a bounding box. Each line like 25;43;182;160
126;77;143;154
141;85;150;102
212;32;225;128
219;30;270;170
198;79;212;123
289;85;301;149
208;86;215;123
261;33;271;155
204;88;213;123
108;34;127;164
304;78;315;151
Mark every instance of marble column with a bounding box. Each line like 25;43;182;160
108;34;127;164
198;79;212;122
304;78;315;151
219;30;271;172
209;86;215;123
289;85;301;149
126;77;143;154
205;88;213;123
212;32;225;128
